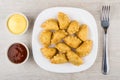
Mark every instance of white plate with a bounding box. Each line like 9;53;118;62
32;7;98;73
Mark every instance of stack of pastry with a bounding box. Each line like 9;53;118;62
39;12;93;66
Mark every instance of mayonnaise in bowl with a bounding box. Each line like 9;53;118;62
7;13;29;35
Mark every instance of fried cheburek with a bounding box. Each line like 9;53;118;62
51;30;68;44
51;53;68;64
76;24;88;41
39;12;93;66
67;20;80;34
76;40;93;57
64;36;82;48
58;12;70;29
41;47;57;59
39;30;52;47
55;43;71;53
67;50;83;66
41;19;59;30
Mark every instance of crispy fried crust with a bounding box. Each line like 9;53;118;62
58;12;70;29
67;20;80;34
64;36;82;48
76;24;88;41
51;30;68;44
76;40;93;57
39;30;52;47
55;43;71;53
41;19;59;30
41;47;57;59
51;53;68;64
67;50;83;66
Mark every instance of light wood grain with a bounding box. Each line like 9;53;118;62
0;0;120;80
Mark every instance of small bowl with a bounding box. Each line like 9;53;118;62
6;42;29;65
6;12;29;35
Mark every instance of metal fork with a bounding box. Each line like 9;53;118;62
101;5;110;75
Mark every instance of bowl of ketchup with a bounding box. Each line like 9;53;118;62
7;42;29;64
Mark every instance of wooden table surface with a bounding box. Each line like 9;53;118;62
0;0;120;80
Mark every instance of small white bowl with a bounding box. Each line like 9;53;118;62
6;42;29;65
6;12;29;35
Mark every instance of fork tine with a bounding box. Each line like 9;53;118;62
105;5;109;21
104;5;107;21
101;5;105;21
107;5;110;21
101;5;110;21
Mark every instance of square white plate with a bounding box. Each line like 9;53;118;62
32;7;98;73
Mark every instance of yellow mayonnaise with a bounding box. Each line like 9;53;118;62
7;14;27;34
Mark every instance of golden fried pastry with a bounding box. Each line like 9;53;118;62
51;30;68;44
67;20;80;34
51;53;68;64
76;24;88;41
39;30;52;47
76;40;93;57
39;12;93;66
58;12;70;29
41;19;59;30
64;36;82;48
55;43;71;53
41;47;57;59
67;50;83;66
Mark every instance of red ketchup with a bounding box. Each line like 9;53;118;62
8;43;27;64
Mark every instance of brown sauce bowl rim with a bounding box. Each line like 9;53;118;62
6;42;29;65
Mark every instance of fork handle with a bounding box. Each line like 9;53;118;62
102;33;109;75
